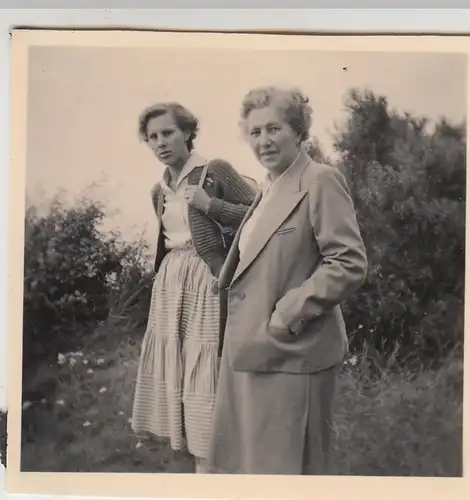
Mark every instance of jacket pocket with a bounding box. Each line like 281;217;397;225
274;226;297;236
267;322;297;344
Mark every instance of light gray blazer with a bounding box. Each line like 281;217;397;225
216;150;368;374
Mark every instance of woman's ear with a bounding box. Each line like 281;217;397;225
183;130;192;152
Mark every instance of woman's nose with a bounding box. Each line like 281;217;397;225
259;130;272;147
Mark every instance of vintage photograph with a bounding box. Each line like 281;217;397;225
10;31;465;484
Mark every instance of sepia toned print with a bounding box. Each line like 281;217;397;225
6;30;469;499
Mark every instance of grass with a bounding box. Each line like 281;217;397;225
19;321;463;476
330;348;463;476
20;323;194;473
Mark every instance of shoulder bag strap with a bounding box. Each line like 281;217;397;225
198;163;209;189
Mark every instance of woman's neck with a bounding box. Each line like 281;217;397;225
268;168;283;181
168;153;190;182
268;150;301;181
268;163;290;181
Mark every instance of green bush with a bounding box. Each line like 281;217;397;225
22;192;152;398
331;89;466;369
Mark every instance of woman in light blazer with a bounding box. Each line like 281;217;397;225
207;87;368;475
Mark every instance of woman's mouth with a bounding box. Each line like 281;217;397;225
261;151;278;159
159;151;172;159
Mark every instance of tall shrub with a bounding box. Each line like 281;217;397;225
22;193;150;396
330;89;465;369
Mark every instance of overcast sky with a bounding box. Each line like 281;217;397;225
25;46;467;245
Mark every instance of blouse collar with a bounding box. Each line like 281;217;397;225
161;151;207;191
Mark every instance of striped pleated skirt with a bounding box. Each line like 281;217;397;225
131;245;220;459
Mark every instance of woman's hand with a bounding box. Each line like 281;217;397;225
184;186;212;213
268;310;295;342
270;310;288;330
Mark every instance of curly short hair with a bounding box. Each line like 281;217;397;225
240;86;313;142
138;102;199;151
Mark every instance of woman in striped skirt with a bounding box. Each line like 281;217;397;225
131;102;256;474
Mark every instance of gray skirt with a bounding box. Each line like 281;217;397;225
208;348;339;475
131;245;220;459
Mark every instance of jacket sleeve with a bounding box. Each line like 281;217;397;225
205;159;257;229
274;165;368;335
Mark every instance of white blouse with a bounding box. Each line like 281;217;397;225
238;152;300;258
160;152;206;250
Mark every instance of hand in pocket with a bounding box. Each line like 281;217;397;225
268;310;295;342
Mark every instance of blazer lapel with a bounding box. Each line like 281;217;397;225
232;190;307;283
231;150;311;284
217;191;262;289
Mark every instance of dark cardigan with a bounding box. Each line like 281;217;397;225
151;158;257;278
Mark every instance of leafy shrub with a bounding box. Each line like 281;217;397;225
22;192;152;398
330;89;466;369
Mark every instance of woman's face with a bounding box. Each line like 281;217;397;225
245;105;301;176
146;112;190;168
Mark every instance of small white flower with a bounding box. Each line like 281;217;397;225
57;353;66;365
69;358;77;366
22;401;32;410
118;411;124;416
99;387;107;394
87;368;94;374
40;398;47;404
55;399;65;406
349;355;358;366
358;324;363;329
136;441;143;449
83;421;91;427
128;418;133;424
83;360;89;365
97;358;105;365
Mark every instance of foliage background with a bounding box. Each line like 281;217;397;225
19;88;465;476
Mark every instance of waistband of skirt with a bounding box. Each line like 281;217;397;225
165;239;195;252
